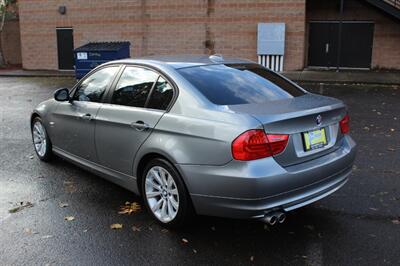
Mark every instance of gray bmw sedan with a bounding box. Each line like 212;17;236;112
31;55;356;227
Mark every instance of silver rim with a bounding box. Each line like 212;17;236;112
32;121;47;157
145;166;179;223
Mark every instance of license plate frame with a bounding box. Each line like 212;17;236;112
302;128;327;151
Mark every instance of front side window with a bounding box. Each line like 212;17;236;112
177;64;305;105
147;77;174;110
73;66;119;102
112;66;159;108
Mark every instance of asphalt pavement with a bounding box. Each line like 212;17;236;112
0;77;399;265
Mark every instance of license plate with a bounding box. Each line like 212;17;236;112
303;128;327;151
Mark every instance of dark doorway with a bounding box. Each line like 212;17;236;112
340;22;374;68
308;22;374;69
308;22;339;68
56;28;74;70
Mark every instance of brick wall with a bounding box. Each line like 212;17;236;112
1;20;22;65
307;0;400;70
18;0;306;71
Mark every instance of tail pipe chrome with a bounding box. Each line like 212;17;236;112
262;211;286;225
277;212;286;224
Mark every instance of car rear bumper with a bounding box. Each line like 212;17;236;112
176;135;356;219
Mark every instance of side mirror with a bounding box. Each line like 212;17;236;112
54;88;70;102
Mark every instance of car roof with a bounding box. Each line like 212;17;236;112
106;54;256;69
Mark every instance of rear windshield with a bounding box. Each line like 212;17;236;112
178;64;305;105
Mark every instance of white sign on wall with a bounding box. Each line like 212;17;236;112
76;52;88;60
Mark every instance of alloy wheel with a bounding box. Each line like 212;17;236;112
32;121;47;157
145;166;179;223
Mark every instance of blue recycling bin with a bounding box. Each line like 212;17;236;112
74;42;130;79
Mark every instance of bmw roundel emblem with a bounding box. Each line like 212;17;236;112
316;115;322;126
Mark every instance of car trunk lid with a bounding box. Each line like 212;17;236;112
228;93;347;167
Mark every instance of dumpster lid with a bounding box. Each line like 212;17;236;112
74;41;130;52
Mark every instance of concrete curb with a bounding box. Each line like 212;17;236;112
0;70;75;78
282;71;400;86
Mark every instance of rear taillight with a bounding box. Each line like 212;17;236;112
340;114;350;134
232;130;289;161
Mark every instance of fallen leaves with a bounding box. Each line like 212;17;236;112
24;228;38;235
110;223;123;230
392;218;400;225
59;203;69;208
64;216;75;221
304;225;315;231
118;201;141;215
132;225;141;232
8;201;34;213
63;180;77;193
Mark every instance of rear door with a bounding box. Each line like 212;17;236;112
51;66;120;161
95;66;175;175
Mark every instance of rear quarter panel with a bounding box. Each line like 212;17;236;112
137;110;260;166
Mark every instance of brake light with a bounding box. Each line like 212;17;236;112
340;114;350;134
232;130;289;161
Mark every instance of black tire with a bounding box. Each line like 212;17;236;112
141;158;194;228
31;116;53;162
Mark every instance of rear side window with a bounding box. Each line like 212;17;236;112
178;64;305;105
112;66;159;108
147;77;174;110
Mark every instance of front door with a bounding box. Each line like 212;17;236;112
56;28;74;70
51;66;120;161
95;66;174;175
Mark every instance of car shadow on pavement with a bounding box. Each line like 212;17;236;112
48;155;346;264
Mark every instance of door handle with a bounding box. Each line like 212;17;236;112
325;43;329;54
81;113;93;121
130;121;150;131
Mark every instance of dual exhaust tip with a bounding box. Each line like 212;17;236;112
262;211;286;225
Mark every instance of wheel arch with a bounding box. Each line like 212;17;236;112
135;152;171;195
30;112;41;126
135;151;188;197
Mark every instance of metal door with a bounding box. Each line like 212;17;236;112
51;101;101;161
308;22;339;67
50;66;120;162
340;22;374;68
308;21;374;69
94;66;166;175
95;106;165;175
56;28;74;70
